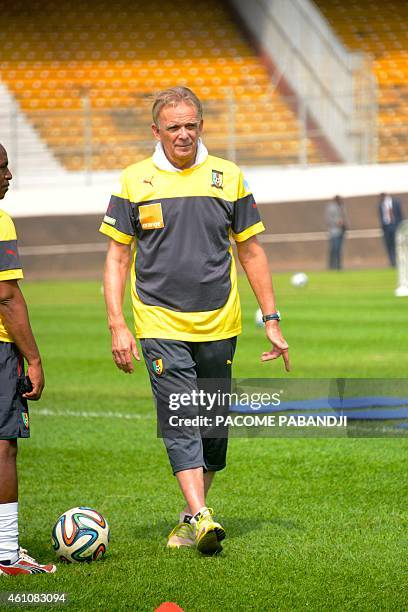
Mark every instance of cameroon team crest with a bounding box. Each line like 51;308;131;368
152;358;164;376
211;169;224;189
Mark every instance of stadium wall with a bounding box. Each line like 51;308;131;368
2;163;407;279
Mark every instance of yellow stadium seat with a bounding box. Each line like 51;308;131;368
0;0;333;168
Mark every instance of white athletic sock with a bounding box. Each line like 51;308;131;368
0;502;19;564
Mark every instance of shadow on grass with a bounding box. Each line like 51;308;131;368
223;516;303;539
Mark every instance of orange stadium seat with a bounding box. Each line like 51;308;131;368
0;0;329;170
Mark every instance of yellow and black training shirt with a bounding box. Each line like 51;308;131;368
99;154;265;341
0;210;23;343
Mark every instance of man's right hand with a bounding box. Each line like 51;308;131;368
24;360;45;400
110;324;140;373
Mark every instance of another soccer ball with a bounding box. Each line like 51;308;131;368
52;507;110;563
255;308;264;327
291;272;308;288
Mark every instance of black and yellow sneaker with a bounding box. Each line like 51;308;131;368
193;507;225;555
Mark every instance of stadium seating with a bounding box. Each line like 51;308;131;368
0;0;327;170
314;0;408;163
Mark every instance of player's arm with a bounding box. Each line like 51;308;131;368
103;238;139;373
236;236;290;371
0;279;44;399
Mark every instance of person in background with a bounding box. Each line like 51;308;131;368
326;195;348;270
378;192;403;267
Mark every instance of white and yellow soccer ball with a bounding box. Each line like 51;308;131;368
291;272;308;288
52;507;110;563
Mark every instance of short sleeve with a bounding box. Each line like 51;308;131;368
0;211;24;281
231;172;265;243
99;171;136;245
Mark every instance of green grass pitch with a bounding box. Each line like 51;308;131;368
2;269;407;611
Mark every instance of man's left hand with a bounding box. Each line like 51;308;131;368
23;360;45;400
261;322;290;371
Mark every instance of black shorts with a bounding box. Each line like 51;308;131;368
0;342;30;439
141;337;237;475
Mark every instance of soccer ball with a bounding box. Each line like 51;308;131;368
255;308;264;327
52;507;110;563
291;272;308;288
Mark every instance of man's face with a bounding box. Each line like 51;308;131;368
152;102;203;169
0;146;12;200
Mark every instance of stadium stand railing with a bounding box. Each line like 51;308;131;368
2;88;333;172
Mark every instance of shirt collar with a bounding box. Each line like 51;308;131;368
152;138;208;172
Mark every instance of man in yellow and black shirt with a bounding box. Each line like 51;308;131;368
0;144;56;575
100;87;290;555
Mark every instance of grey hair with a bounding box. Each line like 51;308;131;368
152;86;203;126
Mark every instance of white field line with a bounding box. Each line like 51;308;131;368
34;408;152;420
18;229;383;256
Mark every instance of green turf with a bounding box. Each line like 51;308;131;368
1;269;407;611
